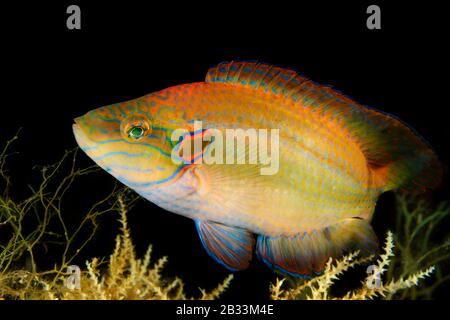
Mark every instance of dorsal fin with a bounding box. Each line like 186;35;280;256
206;61;442;192
205;61;308;99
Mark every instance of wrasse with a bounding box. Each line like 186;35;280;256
73;62;442;277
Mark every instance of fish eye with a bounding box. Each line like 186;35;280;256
128;126;145;139
121;115;152;141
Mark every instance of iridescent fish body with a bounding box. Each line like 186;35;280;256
73;62;442;277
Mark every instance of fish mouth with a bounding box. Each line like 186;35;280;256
72;117;95;152
73;118;116;180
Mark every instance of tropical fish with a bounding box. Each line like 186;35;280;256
73;61;442;277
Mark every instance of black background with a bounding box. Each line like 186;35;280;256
2;1;449;300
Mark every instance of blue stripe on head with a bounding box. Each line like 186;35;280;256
93;151;154;161
117;164;187;188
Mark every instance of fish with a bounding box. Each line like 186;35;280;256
73;61;442;277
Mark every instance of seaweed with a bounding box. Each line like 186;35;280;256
385;192;450;299
0;195;232;300
0;130;125;286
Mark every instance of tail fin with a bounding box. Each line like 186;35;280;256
359;111;443;192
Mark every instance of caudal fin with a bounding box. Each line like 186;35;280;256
351;108;443;192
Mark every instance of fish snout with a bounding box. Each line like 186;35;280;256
72;116;94;151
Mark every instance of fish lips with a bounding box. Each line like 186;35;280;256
73;119;87;147
73;118;110;169
72;117;97;155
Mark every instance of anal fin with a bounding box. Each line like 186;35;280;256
195;220;255;271
256;218;378;278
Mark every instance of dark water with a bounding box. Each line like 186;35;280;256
1;1;449;300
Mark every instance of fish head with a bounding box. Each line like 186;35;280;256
73;99;184;191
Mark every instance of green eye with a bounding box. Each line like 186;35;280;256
128;126;145;139
121;116;152;141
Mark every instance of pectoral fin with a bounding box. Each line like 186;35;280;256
195;220;255;271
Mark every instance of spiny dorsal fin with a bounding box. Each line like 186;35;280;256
205;61;309;99
206;61;442;192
